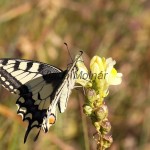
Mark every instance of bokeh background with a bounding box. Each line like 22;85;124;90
0;0;150;150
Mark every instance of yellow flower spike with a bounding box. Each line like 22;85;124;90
75;53;122;150
90;56;122;92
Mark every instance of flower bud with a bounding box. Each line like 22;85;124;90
100;135;113;149
94;104;108;121
86;89;97;103
93;121;101;131
100;119;111;134
83;104;93;116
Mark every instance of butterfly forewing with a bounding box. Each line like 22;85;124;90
0;59;62;93
41;56;79;132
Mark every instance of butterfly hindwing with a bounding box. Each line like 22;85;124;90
16;73;66;143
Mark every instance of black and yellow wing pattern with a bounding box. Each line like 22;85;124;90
0;56;80;143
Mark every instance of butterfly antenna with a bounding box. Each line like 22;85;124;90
64;42;73;63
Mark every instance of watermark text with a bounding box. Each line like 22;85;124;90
74;71;108;80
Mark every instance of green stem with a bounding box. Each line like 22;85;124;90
78;93;90;150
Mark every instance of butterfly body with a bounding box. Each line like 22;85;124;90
0;53;81;143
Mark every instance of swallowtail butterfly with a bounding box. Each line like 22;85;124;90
0;51;82;143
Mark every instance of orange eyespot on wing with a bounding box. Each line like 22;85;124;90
48;114;56;124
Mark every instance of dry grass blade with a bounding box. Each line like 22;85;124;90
0;2;32;23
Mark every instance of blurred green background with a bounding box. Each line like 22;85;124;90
0;0;150;150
